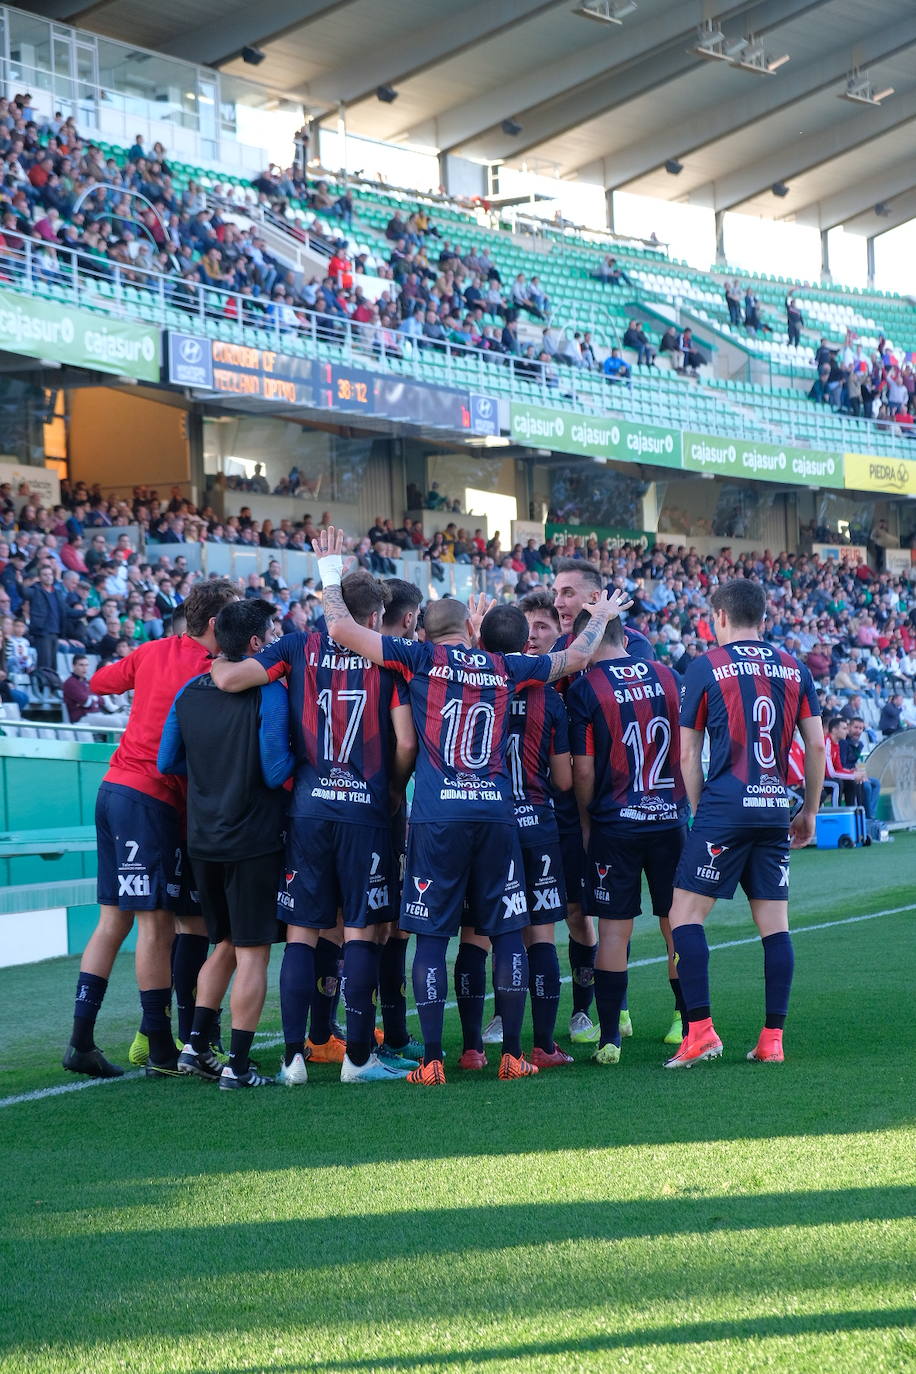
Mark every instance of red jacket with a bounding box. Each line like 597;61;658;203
92;635;212;807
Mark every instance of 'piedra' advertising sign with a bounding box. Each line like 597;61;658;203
844;452;916;495
0;288;161;381
682;433;844;487
510;402;680;468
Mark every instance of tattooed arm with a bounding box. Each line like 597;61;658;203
315;526;386;663
543;589;633;683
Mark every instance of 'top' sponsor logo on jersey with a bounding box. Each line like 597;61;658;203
732;644;772;660
451;650;489;668
607;661;651;681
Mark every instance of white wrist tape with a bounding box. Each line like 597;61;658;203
320;555;344;587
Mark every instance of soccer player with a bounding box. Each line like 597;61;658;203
158;600;292;1089
552;559;653;1043
567;611;688;1064
479;604;574;1068
481;590;564;1048
313;526;631;1085
211;570;418;1085
63;578;238;1079
665;580;825;1068
378;577;425;1061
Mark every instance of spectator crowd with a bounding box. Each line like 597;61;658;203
2;473;915;774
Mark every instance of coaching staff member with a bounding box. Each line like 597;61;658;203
158;600;294;1090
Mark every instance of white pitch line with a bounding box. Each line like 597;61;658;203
1;903;912;1110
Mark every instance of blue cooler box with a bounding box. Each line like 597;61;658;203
816;807;867;849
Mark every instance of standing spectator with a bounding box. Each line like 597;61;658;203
786;296;804;348
725;280;742;327
878;692;904;736
25;563;67;671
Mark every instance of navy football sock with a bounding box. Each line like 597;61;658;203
309;937;340;1044
762;931;794;1029
492;931;528;1059
171;933;209;1045
528;942;561;1052
669;977;687;1037
412;934;448;1064
342;940;380;1067
568;938;597;1015
594;968;628;1049
71;971;108;1051
227;1028;254;1078
671;925;711;1022
379;937;409;1048
139;988;174;1064
454;942;487;1053
280;942;314;1066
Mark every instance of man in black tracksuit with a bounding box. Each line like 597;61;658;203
158;599;293;1089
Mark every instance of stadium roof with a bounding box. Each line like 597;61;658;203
23;0;916;233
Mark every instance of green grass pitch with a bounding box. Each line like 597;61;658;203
1;836;914;1374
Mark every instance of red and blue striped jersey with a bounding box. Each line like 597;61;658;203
679;639;820;827
507;685;569;840
380;636;554;822
567;656;687;831
257;631;406;825
550;625;653;696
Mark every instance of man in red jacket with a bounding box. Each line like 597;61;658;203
63;578;237;1080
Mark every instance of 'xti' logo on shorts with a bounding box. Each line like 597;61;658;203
118;874;150;897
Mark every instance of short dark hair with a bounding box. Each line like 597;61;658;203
183;577;237;637
850;715;865;725
72;653;87;665
709;579;766;629
381;577;422;629
341;569;385;626
423;599;467;641
215;598;275;660
573;607;624;647
826;715;843;734
518;589;559;622
479;604;528;654
553;557;601;593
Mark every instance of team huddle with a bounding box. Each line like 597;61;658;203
63;531;826;1089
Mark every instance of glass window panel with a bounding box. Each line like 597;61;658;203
9;12;52;85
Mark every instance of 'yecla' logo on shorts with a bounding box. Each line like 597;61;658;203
404;877;432;920
695;842;729;883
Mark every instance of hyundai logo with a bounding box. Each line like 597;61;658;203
180;338;203;364
476;397;493;418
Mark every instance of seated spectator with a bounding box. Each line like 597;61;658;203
602;348;631;384
659;326;682;367
593;255;632;286
840;715;881;819
63;653;130;727
622;320;657;368
879;692;905;736
510;274;546;320
678;329;707;375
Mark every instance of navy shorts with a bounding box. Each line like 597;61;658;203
96;781;183;912
278;818;394;929
520;829;567;926
558;824;586;909
675;825;791;901
402;821;528;938
391;804;408;905
587;824;686;920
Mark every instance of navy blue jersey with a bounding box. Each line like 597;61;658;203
550;625;653;696
380;636;553;823
507;685;569;838
679;639;820;828
567;655;688;831
257;631;406;824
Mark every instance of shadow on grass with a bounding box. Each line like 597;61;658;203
186;1307;915;1373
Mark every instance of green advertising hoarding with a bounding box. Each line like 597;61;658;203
0;288;161;381
681;432;844;487
510;402;681;469
546;524;655;549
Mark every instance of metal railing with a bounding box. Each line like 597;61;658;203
4;231;916;456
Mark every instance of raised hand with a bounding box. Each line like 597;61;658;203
467;591;496;644
591;587;634;621
315;526;346;561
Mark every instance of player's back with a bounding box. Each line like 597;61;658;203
507;684;568;831
93;634;212;806
264;630;398;824
680;639;819;825
381;638;551;823
567;656;687;829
